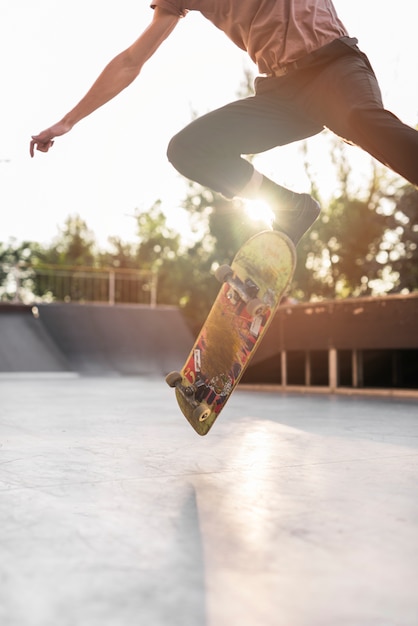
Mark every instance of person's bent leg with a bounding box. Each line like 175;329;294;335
167;94;322;244
168;103;246;198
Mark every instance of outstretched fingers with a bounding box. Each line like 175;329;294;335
30;135;55;157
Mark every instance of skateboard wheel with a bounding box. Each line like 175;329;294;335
215;264;233;283
165;371;182;388
193;403;211;422
246;297;265;317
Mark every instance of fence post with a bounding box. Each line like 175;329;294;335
281;351;287;388
329;347;338;392
352;349;363;388
150;270;158;308
109;270;115;305
305;351;311;386
12;264;21;303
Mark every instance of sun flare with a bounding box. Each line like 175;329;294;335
243;199;275;229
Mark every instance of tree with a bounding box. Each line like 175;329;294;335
134;201;181;270
27;215;98;301
292;139;400;299
387;185;418;292
129;201;199;309
37;214;96;267
0;240;37;301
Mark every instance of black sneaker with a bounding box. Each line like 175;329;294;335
273;193;321;245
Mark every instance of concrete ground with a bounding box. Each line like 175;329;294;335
1;375;417;626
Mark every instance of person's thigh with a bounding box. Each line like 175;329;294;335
301;48;418;184
173;91;323;156
167;91;322;195
301;48;384;141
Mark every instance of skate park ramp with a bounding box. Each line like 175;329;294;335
0;305;71;372
0;303;193;376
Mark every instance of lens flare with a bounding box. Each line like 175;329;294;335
243;199;275;228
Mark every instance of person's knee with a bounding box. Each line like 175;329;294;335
166;131;181;167
167;127;196;175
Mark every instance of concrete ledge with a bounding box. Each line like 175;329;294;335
239;384;418;399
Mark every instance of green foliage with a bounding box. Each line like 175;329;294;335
29;215;97;301
293;193;391;299
0;240;37;301
388;185;418;292
135;201;181;269
292;139;417;300
35;214;96;267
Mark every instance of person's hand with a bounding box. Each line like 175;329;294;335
30;120;72;157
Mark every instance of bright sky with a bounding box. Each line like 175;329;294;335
1;1;417;248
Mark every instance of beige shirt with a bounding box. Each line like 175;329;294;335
151;0;348;74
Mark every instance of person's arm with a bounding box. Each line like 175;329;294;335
30;7;179;156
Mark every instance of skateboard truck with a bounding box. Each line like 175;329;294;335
165;371;211;422
215;264;267;317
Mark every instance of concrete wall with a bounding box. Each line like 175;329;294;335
244;294;418;393
0;303;193;376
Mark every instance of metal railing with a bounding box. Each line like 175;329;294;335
1;263;158;307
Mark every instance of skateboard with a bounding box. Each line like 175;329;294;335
166;230;296;435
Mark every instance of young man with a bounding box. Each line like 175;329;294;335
30;1;418;246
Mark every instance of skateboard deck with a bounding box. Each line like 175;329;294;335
166;230;296;435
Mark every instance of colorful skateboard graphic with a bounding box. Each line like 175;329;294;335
166;230;296;435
